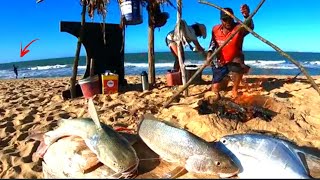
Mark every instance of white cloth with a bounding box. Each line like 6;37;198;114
166;20;197;47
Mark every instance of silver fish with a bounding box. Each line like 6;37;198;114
31;117;139;177
216;133;312;179
137;114;240;178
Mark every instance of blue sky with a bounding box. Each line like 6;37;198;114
0;0;319;63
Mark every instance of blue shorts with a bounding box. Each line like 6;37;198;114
212;62;250;83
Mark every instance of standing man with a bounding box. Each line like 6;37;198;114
13;65;18;79
206;4;254;99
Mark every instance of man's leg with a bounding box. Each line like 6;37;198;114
231;72;243;98
211;66;229;100
169;42;185;72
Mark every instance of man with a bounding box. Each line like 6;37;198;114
166;20;207;71
13;65;18;79
206;4;254;99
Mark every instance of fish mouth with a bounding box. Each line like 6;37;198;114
218;169;240;178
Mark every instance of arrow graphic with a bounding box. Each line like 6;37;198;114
20;39;39;58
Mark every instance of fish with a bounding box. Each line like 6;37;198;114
36;0;44;3
30;117;139;178
137;114;240;178
42;136;117;178
215;133;313;179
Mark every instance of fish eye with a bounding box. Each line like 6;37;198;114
222;139;227;144
215;161;221;166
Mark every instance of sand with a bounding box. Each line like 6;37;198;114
0;74;320;178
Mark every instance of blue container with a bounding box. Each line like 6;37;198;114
120;0;143;25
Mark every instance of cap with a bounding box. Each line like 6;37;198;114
220;8;234;20
197;23;207;39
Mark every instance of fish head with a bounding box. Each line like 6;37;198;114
207;147;240;178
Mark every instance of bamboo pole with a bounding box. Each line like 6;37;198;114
176;0;188;96
70;0;86;98
148;2;156;86
199;0;320;96
162;0;265;108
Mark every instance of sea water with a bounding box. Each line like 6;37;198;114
0;51;319;79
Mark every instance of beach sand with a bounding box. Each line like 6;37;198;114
1;74;320;178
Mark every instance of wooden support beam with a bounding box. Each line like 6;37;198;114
148;3;156;85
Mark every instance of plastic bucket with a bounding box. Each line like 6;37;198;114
120;0;143;25
78;75;101;99
166;70;182;86
185;65;202;84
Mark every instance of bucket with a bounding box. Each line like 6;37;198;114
101;73;119;94
120;0;143;25
185;65;202;84
78;75;101;99
166;70;182;86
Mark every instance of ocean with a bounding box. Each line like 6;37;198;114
0;51;319;79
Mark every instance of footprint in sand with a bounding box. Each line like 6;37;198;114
21;142;41;164
31;160;43;173
20;123;38;132
5;126;16;134
21;115;35;124
17;132;29;141
0;121;14;128
58;113;71;119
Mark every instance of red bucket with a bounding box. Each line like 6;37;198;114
78;75;101;99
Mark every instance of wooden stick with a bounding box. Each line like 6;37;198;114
162;0;265;109
199;0;320;96
176;0;188;96
70;0;87;98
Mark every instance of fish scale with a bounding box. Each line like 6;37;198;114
138;115;240;178
217;133;311;179
32;118;138;175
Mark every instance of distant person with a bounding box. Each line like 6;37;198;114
13;65;18;79
206;4;254;99
166;20;207;72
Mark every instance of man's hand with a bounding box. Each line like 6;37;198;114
240;4;250;18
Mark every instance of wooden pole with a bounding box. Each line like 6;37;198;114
176;0;188;96
199;0;320;96
162;0;265;109
148;2;156;86
70;0;86;98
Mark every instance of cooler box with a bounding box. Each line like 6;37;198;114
185;65;202;84
101;73;119;94
166;70;182;86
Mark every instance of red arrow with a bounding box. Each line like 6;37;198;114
20;39;39;58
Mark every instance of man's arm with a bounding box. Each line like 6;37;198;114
240;4;254;36
206;30;217;64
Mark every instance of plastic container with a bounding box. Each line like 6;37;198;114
101;72;119;94
185;65;202;84
78;75;101;99
166;70;182;86
120;0;143;25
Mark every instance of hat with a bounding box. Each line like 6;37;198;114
197;23;207;39
220;8;234;20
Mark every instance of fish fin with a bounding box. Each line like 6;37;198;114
162;166;188;179
304;153;320;178
88;98;102;129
